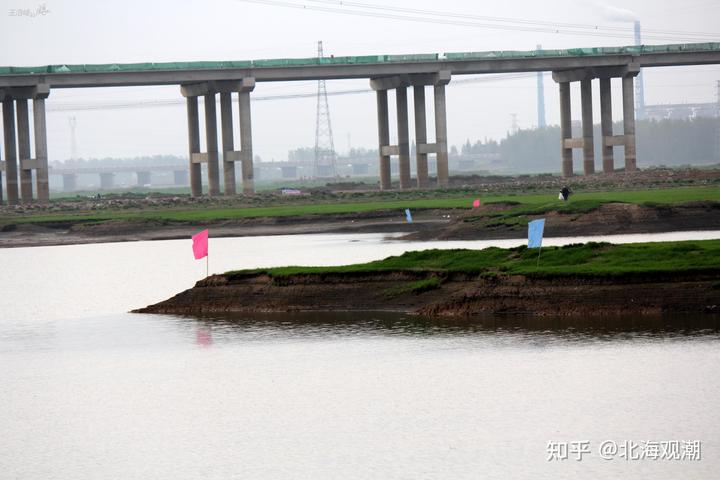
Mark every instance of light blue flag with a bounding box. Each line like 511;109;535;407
405;208;413;223
528;218;545;249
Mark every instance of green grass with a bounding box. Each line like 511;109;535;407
228;240;720;279
4;185;720;226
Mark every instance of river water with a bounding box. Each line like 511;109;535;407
1;232;719;479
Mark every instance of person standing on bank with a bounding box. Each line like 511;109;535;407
559;186;571;201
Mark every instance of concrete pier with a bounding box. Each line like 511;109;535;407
396;87;411;189
622;75;637;172
238;88;255;195
413;85;429;188
99;172;115;189
599;77;614;173
371;71;451;189
434;83;449;187
62;173;77;192
31;89;50;202
204;93;220;196
554;64;640;176
183;79;255;196
0;141;3;204
580;79;595;175
220;91;236;195
16;99;33;202
185;96;202;196
173;170;188;186
3;98;19;205
375;89;391;190
558;82;573;177
136;171;151;186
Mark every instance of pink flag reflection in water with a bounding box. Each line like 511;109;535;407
192;229;209;259
196;328;213;346
472;199;481;208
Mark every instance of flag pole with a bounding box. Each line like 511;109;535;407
206;253;209;278
536;246;542;268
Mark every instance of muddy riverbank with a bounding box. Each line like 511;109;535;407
2;201;720;248
134;269;720;317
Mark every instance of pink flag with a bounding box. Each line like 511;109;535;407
472;199;481;208
192;229;208;260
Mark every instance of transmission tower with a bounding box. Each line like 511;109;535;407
510;113;519;135
68;116;78;161
314;41;337;178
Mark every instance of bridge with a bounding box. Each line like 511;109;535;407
48;164;189;191
1;42;719;204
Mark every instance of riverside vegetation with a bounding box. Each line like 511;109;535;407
137;240;720;317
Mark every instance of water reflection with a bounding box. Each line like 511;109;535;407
175;311;720;343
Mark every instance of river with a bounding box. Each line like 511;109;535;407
1;232;719;479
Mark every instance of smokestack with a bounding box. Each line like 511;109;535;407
536;45;546;128
634;21;646;120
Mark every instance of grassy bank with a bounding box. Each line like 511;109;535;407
4;186;720;226
229;240;720;278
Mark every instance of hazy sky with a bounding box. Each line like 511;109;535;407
1;0;719;163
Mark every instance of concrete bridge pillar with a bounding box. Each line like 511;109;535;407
62;173;77;192
622;75;637;172
0;145;3;204
554;65;639;177
599;77;614;173
371;71;451;190
580;78;595;175
173;169;188;186
396;86;411;189
219;92;236;195
375;89;391;190
183;79;255;197
16;98;33;202
238;86;255;195
413;85;429;188
185;96;202;196
204;92;220;196
433;82;450;187
99;172;115;189
2;97;19;205
558;81;573;177
33;93;50;202
2;85;51;203
136;171;151;186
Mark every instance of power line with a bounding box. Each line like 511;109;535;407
237;0;720;43
308;0;720;38
46;73;538;112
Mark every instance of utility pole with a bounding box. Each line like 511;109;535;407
314;41;337;178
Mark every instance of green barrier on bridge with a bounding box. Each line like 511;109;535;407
386;53;438;62
1;42;719;76
443;42;720;61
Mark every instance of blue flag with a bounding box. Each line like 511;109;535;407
405;208;413;223
528;219;545;249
